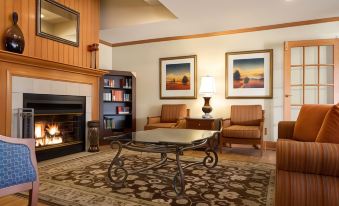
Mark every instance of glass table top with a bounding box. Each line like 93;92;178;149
106;128;218;145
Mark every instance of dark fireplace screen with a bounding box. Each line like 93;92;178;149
23;93;86;161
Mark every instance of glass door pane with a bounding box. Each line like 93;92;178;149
305;66;318;85
305;46;318;65
290;86;303;105
319;46;333;64
319;66;334;85
319;86;334;104
304;86;318;104
291;47;303;65
291;67;303;85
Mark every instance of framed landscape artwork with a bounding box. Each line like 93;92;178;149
225;49;273;99
159;55;197;99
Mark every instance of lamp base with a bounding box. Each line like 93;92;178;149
202;113;213;119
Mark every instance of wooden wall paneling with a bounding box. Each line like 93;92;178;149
82;0;88;68
78;0;83;68
73;0;79;66
0;0;99;68
28;0;35;57
47;40;54;61
20;1;29;55
0;63;7;135
0;1;5;51
68;0;75;65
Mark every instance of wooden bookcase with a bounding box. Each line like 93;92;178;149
99;70;136;144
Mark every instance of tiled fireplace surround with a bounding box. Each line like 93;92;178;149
11;76;93;149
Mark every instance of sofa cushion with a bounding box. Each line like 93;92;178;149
222;125;261;139
293;104;332;142
230;105;262;126
160;104;187;123
316;104;339;144
144;123;177;130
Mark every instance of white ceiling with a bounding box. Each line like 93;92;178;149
100;0;339;44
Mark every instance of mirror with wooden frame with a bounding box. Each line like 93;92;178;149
36;0;79;47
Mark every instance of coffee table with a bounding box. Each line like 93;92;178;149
105;128;219;195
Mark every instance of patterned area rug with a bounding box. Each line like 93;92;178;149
36;151;275;206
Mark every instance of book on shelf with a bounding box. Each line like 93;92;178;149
104;117;115;129
116;106;130;114
103;92;112;101
120;78;132;89
111;90;131;102
104;79;115;88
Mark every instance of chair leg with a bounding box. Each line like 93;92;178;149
29;181;39;206
260;141;264;156
219;138;224;154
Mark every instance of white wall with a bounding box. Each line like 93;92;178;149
103;22;339;140
99;43;113;70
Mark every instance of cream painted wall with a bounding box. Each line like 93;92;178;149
99;43;113;69
103;21;339;141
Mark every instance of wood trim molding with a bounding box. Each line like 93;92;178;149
0;50;108;77
101;16;339;47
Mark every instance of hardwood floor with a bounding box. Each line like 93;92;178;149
0;145;276;206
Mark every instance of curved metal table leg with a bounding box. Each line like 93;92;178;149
107;141;128;187
173;147;185;195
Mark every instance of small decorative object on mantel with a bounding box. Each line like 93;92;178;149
88;43;99;69
4;12;25;54
199;76;216;118
87;120;100;152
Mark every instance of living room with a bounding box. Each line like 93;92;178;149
0;0;338;206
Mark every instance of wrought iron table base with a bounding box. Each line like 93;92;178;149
107;137;218;195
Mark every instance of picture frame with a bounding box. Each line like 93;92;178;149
225;49;273;99
159;55;197;99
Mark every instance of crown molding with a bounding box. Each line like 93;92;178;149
100;16;339;47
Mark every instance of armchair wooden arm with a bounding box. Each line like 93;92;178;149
147;116;161;124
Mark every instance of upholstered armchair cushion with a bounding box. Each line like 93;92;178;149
278;121;295;139
316;104;339;144
0;140;37;188
160;104;187;123
222;125;261;139
230;105;263;126
277;139;339;177
293;104;332;142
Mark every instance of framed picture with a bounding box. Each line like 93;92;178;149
159;55;197;99
225;49;273;99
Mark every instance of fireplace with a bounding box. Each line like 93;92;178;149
23;93;86;161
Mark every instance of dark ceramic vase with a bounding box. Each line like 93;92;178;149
4;12;25;54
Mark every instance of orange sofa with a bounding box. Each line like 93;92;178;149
144;104;190;130
276;104;339;206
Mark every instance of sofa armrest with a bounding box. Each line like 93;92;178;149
147;116;161;124
222;118;231;128
277;139;339;177
278;121;295;139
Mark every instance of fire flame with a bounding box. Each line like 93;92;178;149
35;123;63;147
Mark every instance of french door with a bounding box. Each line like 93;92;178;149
284;39;339;120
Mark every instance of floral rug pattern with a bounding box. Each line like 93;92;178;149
36;151;275;206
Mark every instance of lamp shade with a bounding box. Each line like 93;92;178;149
199;76;216;96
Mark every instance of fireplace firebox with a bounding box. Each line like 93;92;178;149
23;93;86;161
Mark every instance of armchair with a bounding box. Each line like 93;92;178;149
144;104;190;130
276;104;339;206
219;105;264;155
0;136;39;206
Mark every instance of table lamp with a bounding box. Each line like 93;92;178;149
199;76;216;118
